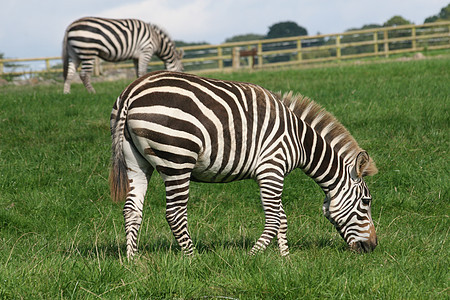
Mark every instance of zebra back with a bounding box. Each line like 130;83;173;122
65;17;152;61
116;71;299;182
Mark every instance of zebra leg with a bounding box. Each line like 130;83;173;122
137;52;152;77
79;60;96;93
162;173;195;255
132;59;139;77
122;138;153;259
63;60;78;94
277;205;289;256
250;176;284;255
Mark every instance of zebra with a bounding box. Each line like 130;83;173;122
62;17;184;94
109;71;378;259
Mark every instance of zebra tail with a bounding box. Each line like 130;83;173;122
62;29;69;81
109;99;130;203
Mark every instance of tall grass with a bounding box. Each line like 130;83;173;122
0;58;448;299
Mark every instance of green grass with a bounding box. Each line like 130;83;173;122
0;58;449;299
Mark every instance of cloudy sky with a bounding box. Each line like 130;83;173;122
0;0;447;59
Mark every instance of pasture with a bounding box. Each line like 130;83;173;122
0;58;448;299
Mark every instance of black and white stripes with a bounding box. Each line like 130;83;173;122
62;17;183;94
109;71;378;258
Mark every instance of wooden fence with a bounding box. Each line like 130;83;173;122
1;21;449;77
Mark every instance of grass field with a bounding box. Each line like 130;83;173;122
0;58;449;299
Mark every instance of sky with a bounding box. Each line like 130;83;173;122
0;0;448;59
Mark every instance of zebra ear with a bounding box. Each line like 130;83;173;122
351;151;371;179
178;49;184;58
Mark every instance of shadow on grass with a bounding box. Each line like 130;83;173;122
74;235;349;260
290;236;349;252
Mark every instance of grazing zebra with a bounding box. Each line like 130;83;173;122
62;17;184;94
109;71;378;259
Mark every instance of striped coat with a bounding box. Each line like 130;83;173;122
62;17;183;94
110;71;378;258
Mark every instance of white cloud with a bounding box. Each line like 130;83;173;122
98;0;216;42
96;0;317;43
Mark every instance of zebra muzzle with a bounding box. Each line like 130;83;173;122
350;237;378;253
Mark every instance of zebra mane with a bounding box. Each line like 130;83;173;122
150;24;174;43
278;91;376;172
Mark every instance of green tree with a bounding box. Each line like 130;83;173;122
172;41;210;68
263;22;307;64
0;53;12;67
225;34;265;43
383;16;412;50
341;24;383;55
424;3;450;23
383;15;411;27
360;24;383;30
266;21;308;39
174;40;209;47
0;52;25;80
0;52;26;68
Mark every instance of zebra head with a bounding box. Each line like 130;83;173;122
165;48;184;72
322;151;378;253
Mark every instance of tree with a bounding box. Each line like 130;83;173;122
173;41;209;60
0;53;14;67
341;24;383;55
225;34;265;43
383;16;412;50
263;22;307;64
266;21;308;39
174;40;209;47
383;15;411;27
0;52;26;80
424;3;450;23
360;24;383;30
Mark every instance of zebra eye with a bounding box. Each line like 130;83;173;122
353;177;362;184
361;197;371;205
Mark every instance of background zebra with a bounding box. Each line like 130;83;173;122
62;17;184;94
110;71;378;259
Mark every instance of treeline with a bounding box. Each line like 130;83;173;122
176;4;450;46
176;4;449;67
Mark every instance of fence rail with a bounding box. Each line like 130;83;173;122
1;21;449;77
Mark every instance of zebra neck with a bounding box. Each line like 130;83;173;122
152;30;174;60
296;121;344;192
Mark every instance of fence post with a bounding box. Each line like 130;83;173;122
336;35;341;61
297;38;302;62
247;46;254;68
0;62;3;75
45;59;51;72
374;32;378;55
232;47;240;70
257;42;263;68
217;46;223;70
94;57;100;76
383;29;389;58
412;26;417;51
